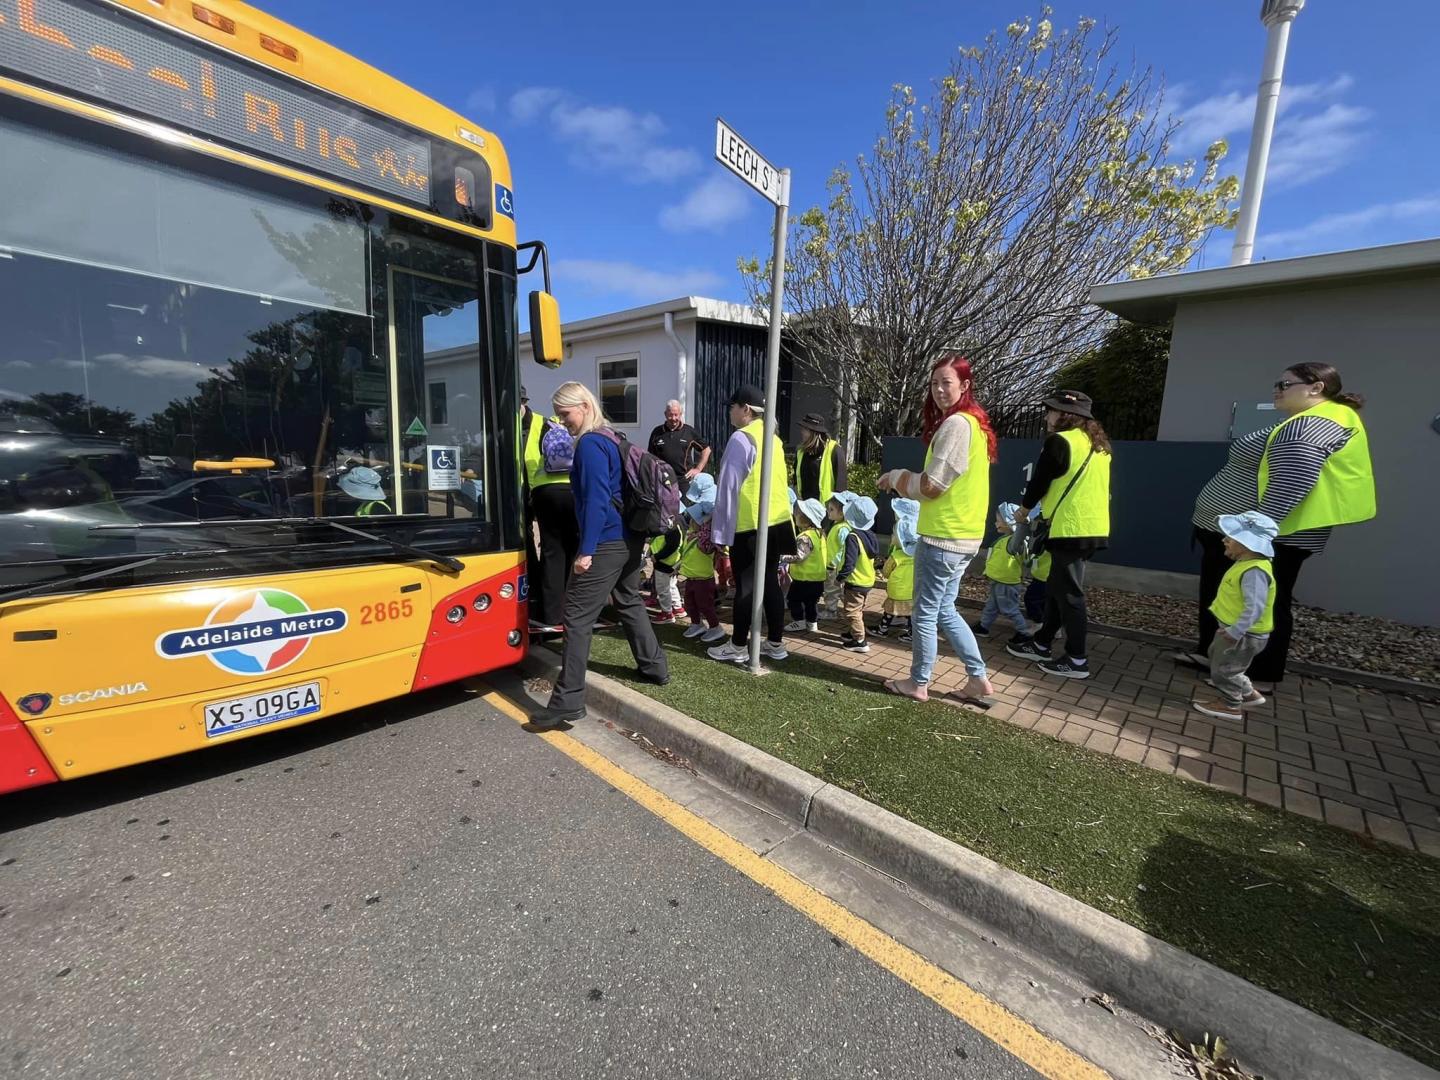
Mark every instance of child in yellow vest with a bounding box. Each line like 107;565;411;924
820;492;851;619
873;497;918;643
678;498;728;645
972;502;1032;642
647;526;686;624
836;495;880;654
782;498;829;632
1193;511;1280;723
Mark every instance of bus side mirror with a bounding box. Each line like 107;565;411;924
529;291;563;369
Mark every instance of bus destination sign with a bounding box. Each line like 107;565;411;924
0;0;433;205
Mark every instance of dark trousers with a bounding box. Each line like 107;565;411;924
788;580;823;622
1035;547;1090;659
523;497;545;622
730;528;787;646
1194;527;1311;683
1024;579;1047;622
531;483;579;628
549;536;666;712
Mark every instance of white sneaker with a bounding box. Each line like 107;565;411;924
682;623;707;639
783;620;807;633
701;626;729;644
807;621;819;632
707;641;748;663
761;640;788;661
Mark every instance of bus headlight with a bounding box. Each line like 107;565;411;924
473;593;492;612
446;605;467;624
499;583;514;600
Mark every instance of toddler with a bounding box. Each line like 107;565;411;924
1192;511;1279;722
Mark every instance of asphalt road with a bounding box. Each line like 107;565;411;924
0;686;1041;1080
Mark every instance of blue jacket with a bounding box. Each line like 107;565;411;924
572;432;626;555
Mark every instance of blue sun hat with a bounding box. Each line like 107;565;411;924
1218;510;1279;558
831;489;858;511
890;497;920;557
685;472;716;505
844;494;878;531
788;486;798;509
796;497;826;529
339;465;386;502
684;498;715;524
996;501;1021;526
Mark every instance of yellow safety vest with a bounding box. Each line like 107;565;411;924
884;547;914;602
1030;550;1052;583
1209;557;1276;635
678;535;715;581
736;418;791;533
845;535;876;589
916;412;989;541
356;500;392;517
791;527;829;582
1041;429;1111;539
1258;400;1376;534
984;536;1023;585
796;439;838;504
523;411;570;491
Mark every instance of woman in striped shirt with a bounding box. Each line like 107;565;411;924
1177;362;1375;691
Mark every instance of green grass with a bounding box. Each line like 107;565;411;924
586;629;1440;1062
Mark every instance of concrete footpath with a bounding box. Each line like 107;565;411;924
522;644;1440;1080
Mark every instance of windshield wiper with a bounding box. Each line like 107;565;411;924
0;548;227;605
91;517;464;574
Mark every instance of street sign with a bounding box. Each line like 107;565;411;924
715;118;784;206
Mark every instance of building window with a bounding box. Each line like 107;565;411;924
598;356;639;425
428;380;448;425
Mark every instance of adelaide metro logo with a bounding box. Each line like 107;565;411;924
155;589;347;676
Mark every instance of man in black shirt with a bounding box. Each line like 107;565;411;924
647;399;711;482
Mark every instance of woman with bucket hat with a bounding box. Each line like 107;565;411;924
1008;389;1113;680
877;355;998;703
795;413;847;505
708;384;797;663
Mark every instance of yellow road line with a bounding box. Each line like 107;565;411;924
478;688;1110;1080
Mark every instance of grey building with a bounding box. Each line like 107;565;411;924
1091;239;1440;627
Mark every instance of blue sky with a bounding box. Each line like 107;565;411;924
268;0;1440;321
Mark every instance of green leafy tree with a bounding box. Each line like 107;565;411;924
740;8;1238;447
1053;319;1171;439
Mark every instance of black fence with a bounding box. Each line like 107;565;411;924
990;402;1161;442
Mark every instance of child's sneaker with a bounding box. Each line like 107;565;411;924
970;620;990;638
842;638;871;654
671;606;687;620
1239;690;1267;709
1039;656;1090;680
1193;698;1243;722
650;610;677;625
872;622;890;637
1006;639;1052;661
784;619;808;633
897;627;911;644
682;623;707;639
701;626;729;644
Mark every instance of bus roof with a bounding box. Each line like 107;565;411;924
107;0;510;187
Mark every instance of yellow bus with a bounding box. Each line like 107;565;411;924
0;0;564;792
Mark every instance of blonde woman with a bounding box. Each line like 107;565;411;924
534;382;668;729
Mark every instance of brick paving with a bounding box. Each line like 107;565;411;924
710;590;1440;855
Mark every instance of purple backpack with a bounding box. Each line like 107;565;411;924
539;418;575;474
594;428;681;537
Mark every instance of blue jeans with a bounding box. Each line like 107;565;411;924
979;581;1027;634
910;540;988;686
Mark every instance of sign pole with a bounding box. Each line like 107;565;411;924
746;169;790;675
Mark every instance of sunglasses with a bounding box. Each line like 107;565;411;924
1272;379;1315;392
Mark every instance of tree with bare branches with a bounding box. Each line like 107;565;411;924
740;9;1238;452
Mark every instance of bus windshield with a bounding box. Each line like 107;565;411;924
0;106;519;592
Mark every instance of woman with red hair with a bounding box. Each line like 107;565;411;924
877;355;998;703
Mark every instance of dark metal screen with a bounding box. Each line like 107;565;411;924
693;321;792;460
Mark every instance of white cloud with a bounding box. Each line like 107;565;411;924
555;258;723;301
2;360;33;370
87;353;210;379
506;87;699;183
464;86;497;115
1258;193;1440;256
1169;75;1367;187
659;174;752;233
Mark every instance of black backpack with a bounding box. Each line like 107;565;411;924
593;428;681;538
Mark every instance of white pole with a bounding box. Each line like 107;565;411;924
747;169;791;674
1231;1;1304;266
